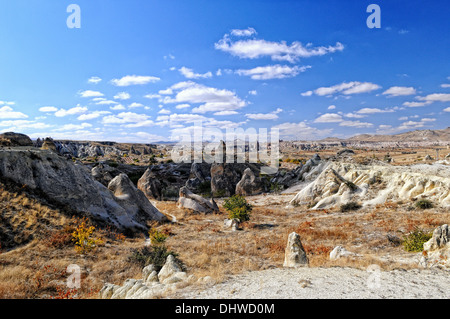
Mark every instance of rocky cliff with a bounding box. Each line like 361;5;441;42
0;147;167;233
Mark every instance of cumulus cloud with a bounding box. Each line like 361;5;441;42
111;75;160;86
102;112;150;124
382;86;416;97
39;106;58;113
403;101;432;107
230;27;257;37
417;93;450;102
303;81;381;96
54;106;88;117
162;82;247;114
87;76;102;84
114;92;131;100
79;90;104;98
313;113;343;123
339;120;373;128
215;32;344;63
179;67;213;79
245;108;283;120
236;65;311;80
77;111;110;121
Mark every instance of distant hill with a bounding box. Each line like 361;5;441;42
345;127;450;143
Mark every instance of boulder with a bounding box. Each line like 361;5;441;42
329;246;360;260
185;162;211;193
41;138;57;152
283;232;309;267
108;174;168;224
177;186;219;214
223;218;240;231
420;224;449;269
0;132;33;147
137;168;163;200
158;255;186;284
235;168;266;196
210;163;241;197
91;163;121;186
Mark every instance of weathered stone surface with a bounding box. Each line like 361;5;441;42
91;163;121;186
283;232;308;267
235;168;266;196
420;224;450;269
177;186;219;214
158;255;186;284
223;218;240;231
329;246;360;260
0;148;164;232
41;138;57;152
137;167;163;200
108;173;167;224
0;132;33;147
185;162;211;193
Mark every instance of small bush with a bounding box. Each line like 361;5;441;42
149;228;168;245
71;218;103;255
340;202;362;212
223;195;252;222
402;228;432;252
415;199;433;210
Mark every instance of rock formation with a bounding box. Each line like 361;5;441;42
283;232;309;267
0;147;166;232
177;186;219;214
420;224;449;269
289;160;450;209
235;167;266;196
41;138;57;152
0;132;33;147
91;163;121;186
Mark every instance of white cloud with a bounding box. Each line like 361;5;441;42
273;121;333;140
214;111;239;116
159;88;173;95
215;33;344;63
87;76;102;84
328;105;336;110
441;84;450;88
443;107;450;112
111;75;160;86
356;108;395;114
79;90;104;98
0;120;50;130
110;104;126;111
339;120;373;128
144;94;161;99
129;102;145;108
114;92;131;100
236;65;311;80
54;123;92;131
102;112;150;124
403;101;432;107
314;113;343;123
230;27;257;37
77;111;110;121
248;90;257;96
307;81;381;96
175;104;191;109
163;82;247;114
382;86;416;97
417;93;450;102
245;108;283;120
179;67;213;79
54;106;88;117
158;108;171;114
95;100;118;105
39;106;58;113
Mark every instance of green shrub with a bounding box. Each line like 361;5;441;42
223;195;252;222
340;201;362;212
415;199;433;210
149;228;168;245
402;228;432;252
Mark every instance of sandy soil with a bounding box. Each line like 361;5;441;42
175;266;450;299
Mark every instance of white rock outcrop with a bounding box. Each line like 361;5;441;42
420;224;450;269
283;232;309;267
289;161;450;209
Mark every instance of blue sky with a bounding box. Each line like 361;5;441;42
0;0;449;142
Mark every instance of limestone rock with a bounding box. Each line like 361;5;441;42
158;255;186;284
137;167;163;200
91;163;121;186
210;163;241;197
235;168;266;196
177;186;219;214
223;218;241;231
329;246;359;260
0;132;33;147
185;162;211;193
108;174;168;224
420;224;450;269
283;232;308;267
41;138;57;152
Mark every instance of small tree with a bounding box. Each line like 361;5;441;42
72;218;103;254
223;195;253;222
